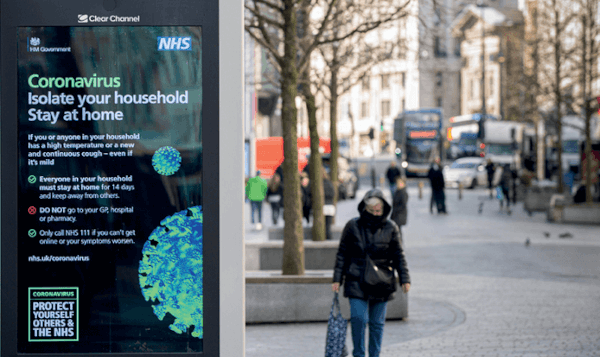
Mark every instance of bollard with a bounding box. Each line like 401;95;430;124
458;182;463;200
418;181;423;199
371;168;376;188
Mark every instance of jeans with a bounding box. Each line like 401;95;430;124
270;202;281;224
325;215;333;240
349;298;388;357
389;182;396;198
250;200;262;223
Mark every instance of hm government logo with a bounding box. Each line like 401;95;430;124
78;14;89;23
27;37;71;53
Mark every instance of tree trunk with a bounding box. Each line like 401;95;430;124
329;67;340;208
553;2;564;193
302;85;326;242
582;14;593;204
281;0;304;275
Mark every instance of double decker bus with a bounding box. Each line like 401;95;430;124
393;108;444;177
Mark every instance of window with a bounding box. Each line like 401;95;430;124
361;101;369;117
362;76;370;91
401;72;406;88
401;99;406;112
381;100;391;117
381;74;390;89
470;79;475;100
488;74;494;96
436;72;443;87
454;39;461;57
434;36;447;58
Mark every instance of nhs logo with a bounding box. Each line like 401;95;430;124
158;37;192;51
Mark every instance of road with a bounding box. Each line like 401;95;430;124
245;182;600;356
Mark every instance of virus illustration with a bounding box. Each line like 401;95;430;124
152;146;182;176
138;206;203;339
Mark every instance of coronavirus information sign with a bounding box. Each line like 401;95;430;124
2;1;221;356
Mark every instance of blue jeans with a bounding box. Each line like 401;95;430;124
349;298;388;357
389;182;396;198
250;200;262;223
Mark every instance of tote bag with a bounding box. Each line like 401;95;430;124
325;292;348;357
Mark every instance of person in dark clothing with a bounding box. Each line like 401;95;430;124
485;159;496;198
385;161;402;198
427;157;447;214
266;173;283;225
391;177;408;239
300;171;311;224
498;164;512;213
323;171;336;240
332;189;410;357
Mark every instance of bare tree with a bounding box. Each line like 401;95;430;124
571;0;600;203
535;0;577;193
246;0;410;273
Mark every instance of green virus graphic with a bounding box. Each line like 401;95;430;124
139;206;203;339
152;146;182;176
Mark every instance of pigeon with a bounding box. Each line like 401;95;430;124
558;232;573;239
525;238;531;247
543;232;550;238
478;202;484;214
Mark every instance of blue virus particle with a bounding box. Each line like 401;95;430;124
139;206;203;339
152;146;182;176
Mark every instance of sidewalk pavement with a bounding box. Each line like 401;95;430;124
245;184;600;356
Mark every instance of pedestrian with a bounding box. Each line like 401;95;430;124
485;159;496;198
427;157;447;214
245;171;268;230
498;164;512;213
385;161;401;198
266;173;283;225
390;177;408;237
300;171;312;224
332;189;410;357
323;170;336;240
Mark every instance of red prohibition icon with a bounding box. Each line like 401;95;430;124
28;206;37;215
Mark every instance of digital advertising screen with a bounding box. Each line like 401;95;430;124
15;26;204;353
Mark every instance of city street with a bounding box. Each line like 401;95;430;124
245;182;600;356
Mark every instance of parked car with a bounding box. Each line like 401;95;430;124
443;157;487;189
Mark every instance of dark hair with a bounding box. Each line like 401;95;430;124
268;174;281;192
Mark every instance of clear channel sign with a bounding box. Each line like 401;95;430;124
2;0;223;355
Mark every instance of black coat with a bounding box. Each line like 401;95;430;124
386;166;401;184
333;189;410;302
427;164;445;191
391;188;408;227
323;178;335;205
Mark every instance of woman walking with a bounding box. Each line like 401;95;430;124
266;173;283;225
332;189;411;357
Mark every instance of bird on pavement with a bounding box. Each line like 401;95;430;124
543;232;550;238
525;238;531;247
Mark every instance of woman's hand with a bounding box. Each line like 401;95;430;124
401;283;411;294
332;282;340;293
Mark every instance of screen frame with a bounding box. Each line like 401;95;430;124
1;1;220;356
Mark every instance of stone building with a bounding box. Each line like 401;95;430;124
452;4;525;120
